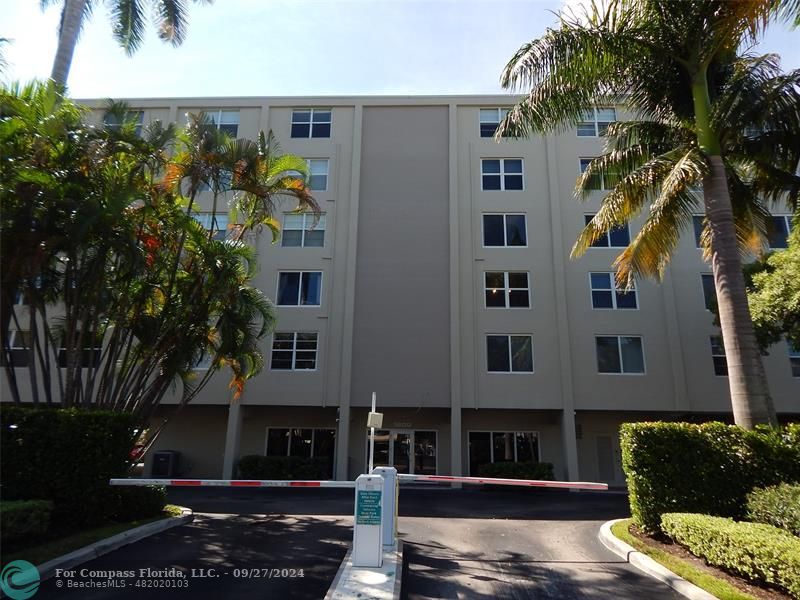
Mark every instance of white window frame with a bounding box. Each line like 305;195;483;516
577;106;616;137
479;108;510;137
305;158;329;192
700;274;716;312
480;158;524;191
589;273;638;310
281;213;326;248
201;109;239;136
595;335;646;375
291;108;332;138
484;271;530;309
467;430;541;476
768;215;793;249
104;110;144;136
193;213;229;240
788;341;800;378
276;271;323;307
263;427;336;459
584;214;630;248
482;213;528;248
270;332;319;371
486;334;534;374
710;335;727;377
692;214;705;248
579;157;616;190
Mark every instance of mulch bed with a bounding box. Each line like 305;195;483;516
627;523;791;600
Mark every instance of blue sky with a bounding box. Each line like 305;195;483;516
1;0;798;98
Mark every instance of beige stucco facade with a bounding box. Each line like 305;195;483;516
6;95;799;484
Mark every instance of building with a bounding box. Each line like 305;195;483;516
26;96;800;483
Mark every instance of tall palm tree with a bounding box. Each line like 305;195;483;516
499;0;798;428
45;0;212;86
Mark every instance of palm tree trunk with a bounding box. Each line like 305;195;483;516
703;155;777;428
50;0;87;86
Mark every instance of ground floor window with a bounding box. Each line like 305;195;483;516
265;427;335;476
468;431;539;476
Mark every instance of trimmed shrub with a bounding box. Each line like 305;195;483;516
0;406;142;528
0;500;54;543
661;513;800;598
107;486;168;522
237;455;332;480
476;461;555;480
747;483;800;537
620;422;800;533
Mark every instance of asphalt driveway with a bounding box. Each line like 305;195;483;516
33;487;680;599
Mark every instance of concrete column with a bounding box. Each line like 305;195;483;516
450;408;462;476
561;410;580;481
222;400;243;479
336;405;351;480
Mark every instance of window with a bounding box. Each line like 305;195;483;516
104;110;143;136
485;272;530;308
585;215;630;247
483;214;527;247
577;107;616;136
710;336;727;376
307;159;329;191
486;335;533;373
282;213;326;247
468;431;540;476
701;274;716;311
291;109;331;138
789;342;800;378
692;215;705;248
590;273;637;309
265;427;336;476
193;213;229;241
479;108;509;137
481;159;523;190
203;110;239;137
579;158;617;190
277;272;322;306
2;330;31;367
271;332;319;370
595;336;644;374
768;215;793;249
57;336;102;368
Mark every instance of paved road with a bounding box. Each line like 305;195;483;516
34;487;680;599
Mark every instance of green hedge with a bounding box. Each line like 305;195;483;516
620;422;800;533
747;483;800;537
237;455;332;480
0;500;54;543
0;406;158;528
661;513;800;598
476;461;555;480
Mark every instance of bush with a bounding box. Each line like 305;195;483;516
237;455;332;480
107;486;168;522
475;461;555;480
661;513;800;598
620;422;800;533
0;406;140;528
747;483;800;537
0;500;54;543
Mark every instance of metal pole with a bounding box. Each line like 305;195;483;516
368;391;376;473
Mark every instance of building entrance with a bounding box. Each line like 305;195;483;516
369;429;437;475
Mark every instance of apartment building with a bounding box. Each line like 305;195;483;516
19;96;800;484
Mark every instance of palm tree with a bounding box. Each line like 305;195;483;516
45;0;212;86
499;0;799;428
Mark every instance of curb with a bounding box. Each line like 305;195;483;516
598;519;717;600
36;507;194;582
325;541;403;600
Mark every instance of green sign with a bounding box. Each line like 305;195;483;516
356;490;381;525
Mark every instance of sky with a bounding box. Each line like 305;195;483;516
1;0;798;99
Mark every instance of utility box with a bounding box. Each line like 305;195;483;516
151;450;180;477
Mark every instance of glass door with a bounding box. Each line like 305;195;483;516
392;432;411;474
366;429;438;474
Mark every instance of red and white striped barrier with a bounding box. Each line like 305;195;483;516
110;475;607;490
109;478;356;488
396;473;609;490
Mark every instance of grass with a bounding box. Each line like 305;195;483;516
611;518;757;600
2;505;184;566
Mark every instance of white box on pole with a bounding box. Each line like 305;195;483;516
352;474;384;567
371;466;398;546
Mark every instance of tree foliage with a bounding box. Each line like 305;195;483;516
0;81;317;445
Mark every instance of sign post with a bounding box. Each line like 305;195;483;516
352;474;384;567
371;466;398;547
